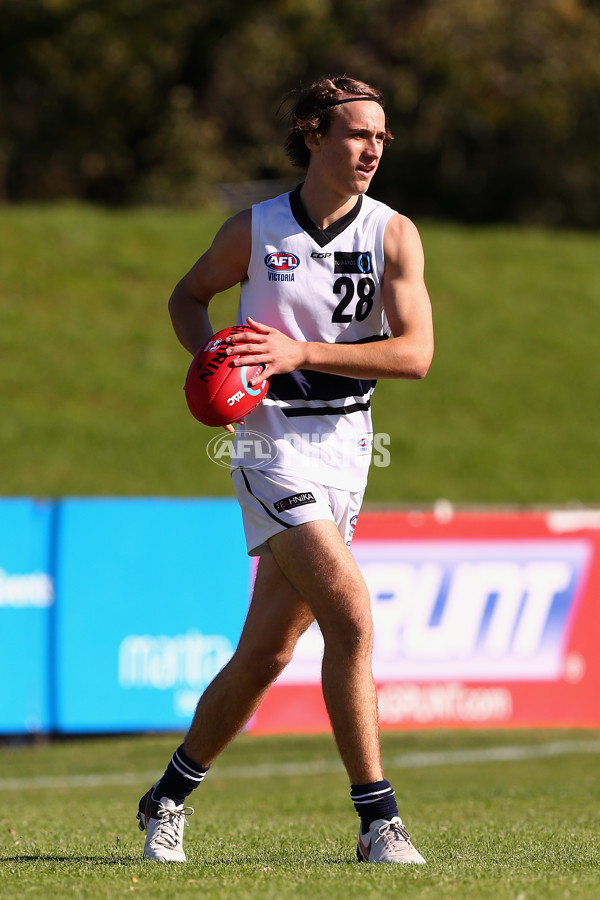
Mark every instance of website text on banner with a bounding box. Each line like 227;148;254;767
0;499;54;733
0;497;251;735
54;498;251;733
248;510;600;733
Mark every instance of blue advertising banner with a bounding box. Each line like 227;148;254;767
0;499;54;733
54;498;251;732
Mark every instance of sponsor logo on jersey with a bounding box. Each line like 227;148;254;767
311;252;332;259
334;251;373;274
268;271;295;282
264;252;300;271
265;251;300;282
357;433;373;456
274;492;316;513
346;514;359;547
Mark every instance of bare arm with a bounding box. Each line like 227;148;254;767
168;209;252;355
228;214;434;381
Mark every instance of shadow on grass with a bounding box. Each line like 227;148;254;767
1;853;140;866
1;851;357;868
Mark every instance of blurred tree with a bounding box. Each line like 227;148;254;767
1;0;599;224
0;0;254;203
372;0;600;225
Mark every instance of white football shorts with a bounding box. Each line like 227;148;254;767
231;466;365;556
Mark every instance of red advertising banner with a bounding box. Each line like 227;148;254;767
248;509;600;733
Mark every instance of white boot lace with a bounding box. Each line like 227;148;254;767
153;804;194;850
375;819;411;849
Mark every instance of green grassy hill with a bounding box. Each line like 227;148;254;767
1;204;599;503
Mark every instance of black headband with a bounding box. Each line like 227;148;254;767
323;96;383;109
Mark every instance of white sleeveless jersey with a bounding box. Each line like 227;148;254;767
233;186;397;491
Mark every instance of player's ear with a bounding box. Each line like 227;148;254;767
304;130;322;154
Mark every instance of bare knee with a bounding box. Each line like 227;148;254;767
321;600;373;661
233;640;295;688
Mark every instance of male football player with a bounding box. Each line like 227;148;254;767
137;74;434;865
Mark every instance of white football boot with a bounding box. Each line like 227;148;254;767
137;789;193;862
357;816;426;864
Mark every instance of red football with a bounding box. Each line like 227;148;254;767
184;325;270;427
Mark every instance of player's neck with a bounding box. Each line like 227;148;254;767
299;180;360;231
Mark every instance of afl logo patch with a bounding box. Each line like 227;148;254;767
264;252;300;272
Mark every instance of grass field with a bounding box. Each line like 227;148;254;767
1;204;599;503
2;207;599;897
1;729;599;899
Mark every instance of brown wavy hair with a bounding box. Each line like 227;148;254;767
283;75;394;169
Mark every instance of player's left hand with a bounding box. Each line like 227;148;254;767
225;317;305;384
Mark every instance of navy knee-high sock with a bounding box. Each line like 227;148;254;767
351;779;398;832
153;744;209;804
